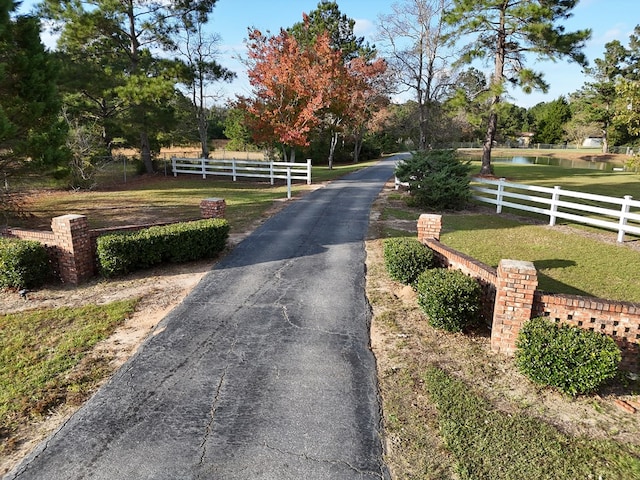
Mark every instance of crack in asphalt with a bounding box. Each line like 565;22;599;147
198;323;240;467
279;304;352;338
262;442;385;479
9;412;75;479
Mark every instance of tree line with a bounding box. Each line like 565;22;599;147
2;0;640;193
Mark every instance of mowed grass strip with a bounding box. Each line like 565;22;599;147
423;366;640;480
440;214;640;302
0;300;138;447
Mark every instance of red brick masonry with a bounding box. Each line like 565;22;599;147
417;214;639;372
1;198;227;286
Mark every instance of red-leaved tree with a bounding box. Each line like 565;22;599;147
238;21;386;168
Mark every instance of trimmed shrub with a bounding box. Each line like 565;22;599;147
415;268;481;332
383;237;435;285
0;238;51;289
394;149;472;210
515;317;621;396
96;218;230;277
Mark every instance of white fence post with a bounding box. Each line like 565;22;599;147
496;178;505;214
618;195;633;242
549;186;561;226
306;159;312;185
287;167;292;199
201;157;206;179
269;161;274;185
172;157;177;177
232;159;237;181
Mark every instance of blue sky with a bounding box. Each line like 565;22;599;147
17;0;640;108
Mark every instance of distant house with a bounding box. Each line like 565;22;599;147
517;132;535;147
582;136;603;147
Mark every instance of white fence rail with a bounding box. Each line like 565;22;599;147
471;177;640;242
171;157;312;199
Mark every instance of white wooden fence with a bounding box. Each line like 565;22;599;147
471;177;640;242
171;157;312;199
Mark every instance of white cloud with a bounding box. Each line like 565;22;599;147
354;18;375;39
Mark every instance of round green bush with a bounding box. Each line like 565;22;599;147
394;149;472;210
0;238;52;289
515;317;621;396
383;237;435;285
415;268;481;332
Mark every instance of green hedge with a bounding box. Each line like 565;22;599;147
383;237;435;285
416;268;481;332
515;317;621;396
96;218;230;277
0;238;52;289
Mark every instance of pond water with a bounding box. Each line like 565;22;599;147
491;155;625;172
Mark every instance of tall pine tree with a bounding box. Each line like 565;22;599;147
0;2;67;176
445;0;590;174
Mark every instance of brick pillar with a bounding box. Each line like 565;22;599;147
200;198;226;219
417;214;442;242
51;214;93;285
491;259;538;354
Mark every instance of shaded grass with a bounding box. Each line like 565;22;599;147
424;366;640;480
0;300;138;449
440;214;640;301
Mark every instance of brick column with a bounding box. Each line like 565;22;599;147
417;214;442;242
200;198;226;219
491;259;538;354
51;214;93;285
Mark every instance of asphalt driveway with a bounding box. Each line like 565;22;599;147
5;156;399;480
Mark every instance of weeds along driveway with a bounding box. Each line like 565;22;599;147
5;157;399;480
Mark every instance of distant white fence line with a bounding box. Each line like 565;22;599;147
471;177;640;242
171;157;312;199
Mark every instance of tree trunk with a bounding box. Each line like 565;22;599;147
481;109;498;175
601;127;608;154
198;111;209;158
418;93;428;151
353;132;363;163
140;131;153;174
328;131;339;170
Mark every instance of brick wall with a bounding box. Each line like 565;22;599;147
422;238;497;324
534;292;640;372
417;214;639;373
1;198;226;285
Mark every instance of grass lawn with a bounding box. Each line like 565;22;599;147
8;161;379;231
0;300;138;456
482;162;640;199
441;214;640;301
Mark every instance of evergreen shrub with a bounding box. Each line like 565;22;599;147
394;149;471;210
383;237;435;285
96;218;230;277
515;317;621;396
416;268;481;332
0;238;51;289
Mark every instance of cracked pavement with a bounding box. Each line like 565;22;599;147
4;157;399;480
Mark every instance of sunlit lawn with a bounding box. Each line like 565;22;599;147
9;160;379;231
